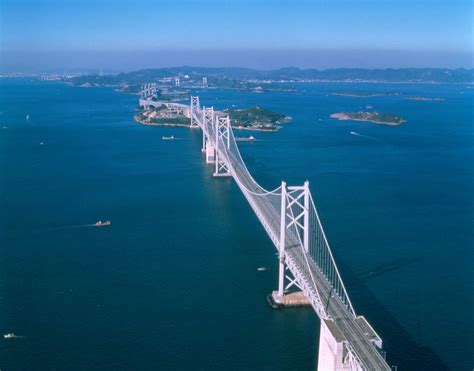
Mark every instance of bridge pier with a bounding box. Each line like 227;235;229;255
201;131;206;152
318;316;384;371
205;139;215;164
318;319;351;371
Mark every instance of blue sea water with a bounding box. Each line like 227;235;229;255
0;79;472;370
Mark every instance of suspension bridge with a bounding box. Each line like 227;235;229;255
140;89;393;371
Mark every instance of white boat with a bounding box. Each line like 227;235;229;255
162;135;175;140
26;115;30;120
257;266;266;271
4;333;17;339
236;136;256;142
95;220;111;227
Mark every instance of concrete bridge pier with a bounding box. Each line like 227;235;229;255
318;319;351;371
317;316;384;371
205;139;215;164
201;131;207;152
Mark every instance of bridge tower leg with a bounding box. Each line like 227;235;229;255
213;116;231;177
278;181;287;297
270;182;291;305
201;106;215;163
303;180;310;253
190;96;200;128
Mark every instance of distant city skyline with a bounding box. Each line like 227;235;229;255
1;0;472;72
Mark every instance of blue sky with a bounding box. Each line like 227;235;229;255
1;0;472;71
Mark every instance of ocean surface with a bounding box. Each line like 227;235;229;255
0;79;472;370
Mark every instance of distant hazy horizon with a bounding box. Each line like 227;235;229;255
1;0;472;74
1;49;473;74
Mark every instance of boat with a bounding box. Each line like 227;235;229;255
26;115;30;120
257;266;266;271
4;333;17;339
95;220;111;227
162;135;175;140
236;136;256;142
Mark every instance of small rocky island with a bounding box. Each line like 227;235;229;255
406;96;445;101
332;92;400;98
330;111;406;126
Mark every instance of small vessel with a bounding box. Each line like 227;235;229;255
95;220;111;227
4;333;17;339
26;115;30;120
257;266;266;271
162;135;175;140
236;136;256;142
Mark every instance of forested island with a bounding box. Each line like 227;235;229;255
330;112;406;126
226;106;291;131
134;104;290;131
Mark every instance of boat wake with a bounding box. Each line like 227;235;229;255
37;221;111;232
350;131;378;141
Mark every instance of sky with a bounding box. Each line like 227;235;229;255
0;0;472;72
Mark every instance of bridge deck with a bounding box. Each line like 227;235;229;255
182;101;391;370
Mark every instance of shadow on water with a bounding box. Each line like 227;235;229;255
339;260;449;371
357;256;422;281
